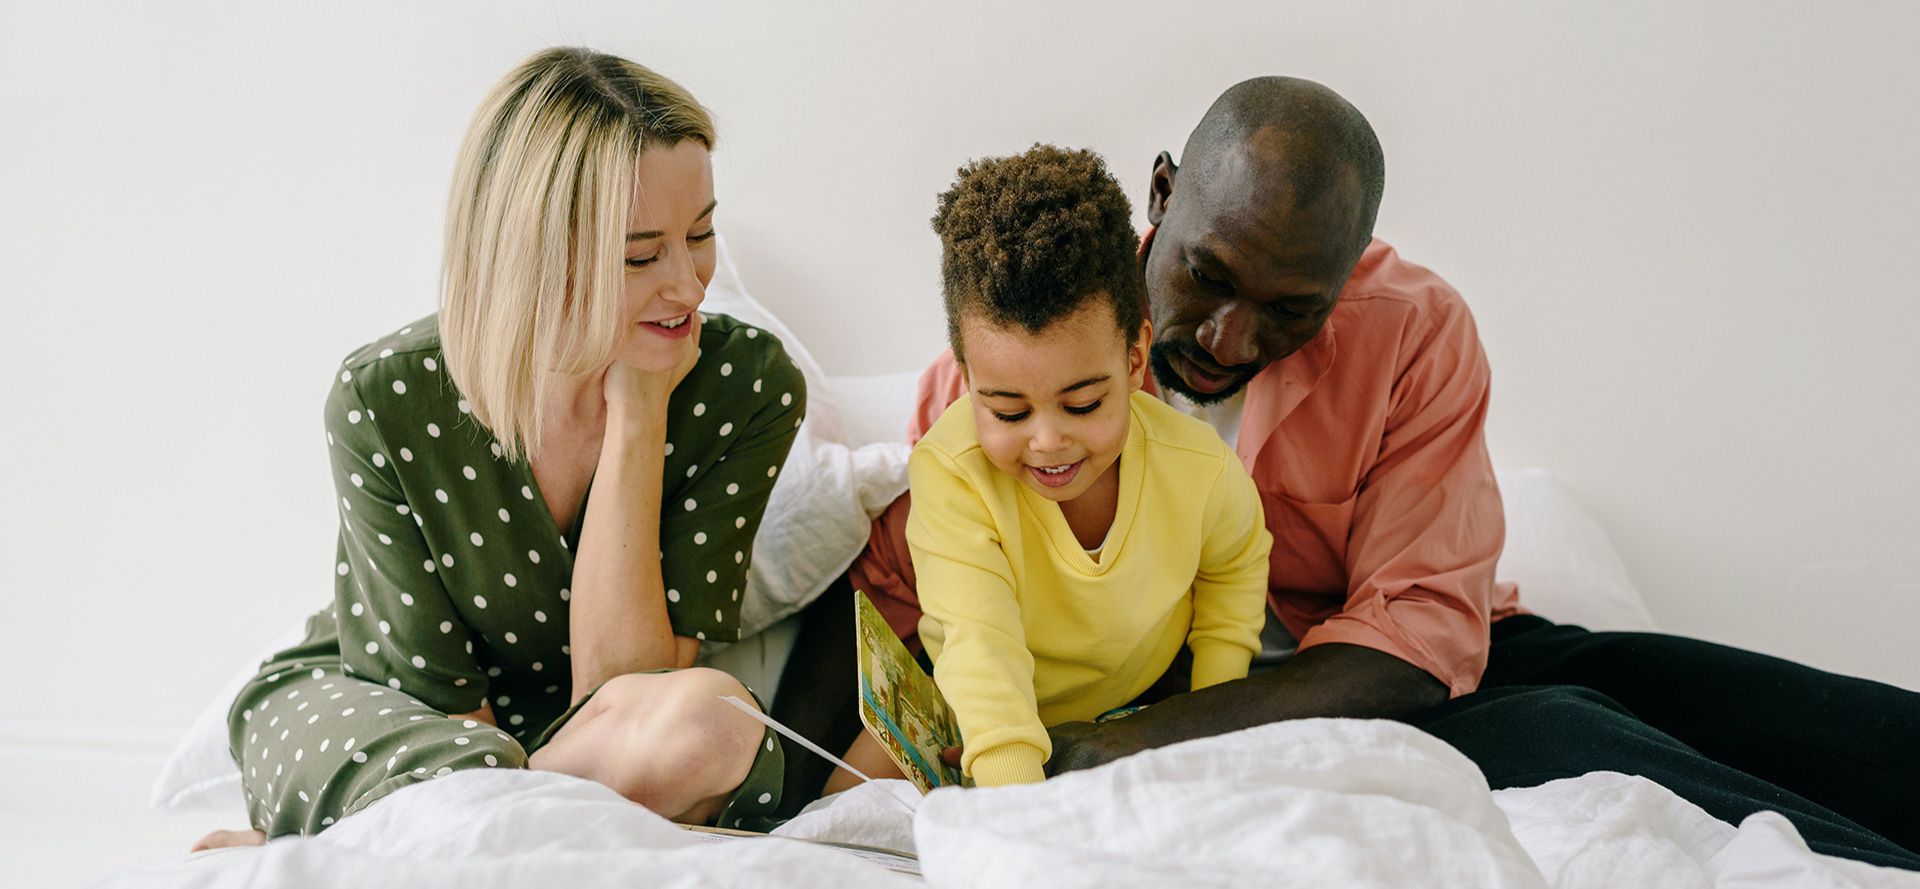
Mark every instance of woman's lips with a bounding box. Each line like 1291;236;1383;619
1028;459;1084;489
640;313;695;339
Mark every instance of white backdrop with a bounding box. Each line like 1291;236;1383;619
2;0;1915;743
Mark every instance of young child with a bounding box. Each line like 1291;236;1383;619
907;145;1271;787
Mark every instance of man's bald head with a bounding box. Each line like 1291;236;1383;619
1140;77;1387;404
1178;77;1385;267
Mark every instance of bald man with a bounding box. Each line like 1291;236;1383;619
773;79;1920;869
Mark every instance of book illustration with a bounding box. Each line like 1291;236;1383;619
854;589;966;794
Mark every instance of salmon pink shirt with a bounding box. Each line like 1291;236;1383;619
852;235;1523;696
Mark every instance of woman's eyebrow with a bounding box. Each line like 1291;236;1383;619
626;200;719;242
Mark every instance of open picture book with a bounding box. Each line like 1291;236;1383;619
853;590;966;793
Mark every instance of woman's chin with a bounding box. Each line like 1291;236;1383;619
611;343;690;374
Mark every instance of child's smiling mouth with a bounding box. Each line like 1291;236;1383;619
1027;459;1084;489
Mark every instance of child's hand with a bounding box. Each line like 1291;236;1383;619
940;745;964;768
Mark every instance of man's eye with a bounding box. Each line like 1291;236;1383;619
992;411;1030;423
1270;303;1306;321
1190;266;1225;290
1064;401;1102;415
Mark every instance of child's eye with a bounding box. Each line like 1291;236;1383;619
992;411;1030;423
1064;401;1102;415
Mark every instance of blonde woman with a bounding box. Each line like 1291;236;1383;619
199;47;804;847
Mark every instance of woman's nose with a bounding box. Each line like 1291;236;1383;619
662;244;707;308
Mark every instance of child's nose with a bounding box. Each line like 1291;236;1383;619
1029;424;1069;455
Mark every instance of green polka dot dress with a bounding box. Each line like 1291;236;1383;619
227;312;804;836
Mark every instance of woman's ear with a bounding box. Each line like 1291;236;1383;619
1127;320;1152;392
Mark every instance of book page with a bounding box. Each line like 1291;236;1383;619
853;590;966;793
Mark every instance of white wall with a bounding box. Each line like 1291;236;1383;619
2;0;1915;741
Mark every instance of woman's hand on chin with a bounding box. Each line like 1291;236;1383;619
603;314;703;431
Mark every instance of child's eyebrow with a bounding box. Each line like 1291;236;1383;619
977;375;1110;400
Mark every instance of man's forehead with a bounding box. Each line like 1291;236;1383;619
1183;199;1351;282
1183;207;1350;286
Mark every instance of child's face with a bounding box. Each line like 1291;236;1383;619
959;298;1149;505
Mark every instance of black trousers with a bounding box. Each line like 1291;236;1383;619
1414;615;1920;870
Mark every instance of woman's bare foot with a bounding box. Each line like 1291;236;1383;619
190;829;266;852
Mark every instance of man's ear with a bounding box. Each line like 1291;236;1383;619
1127;320;1152;391
1146;152;1177;227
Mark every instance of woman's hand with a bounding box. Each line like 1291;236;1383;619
603;314;703;430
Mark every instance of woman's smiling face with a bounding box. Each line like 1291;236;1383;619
615;140;718;372
960;298;1149;504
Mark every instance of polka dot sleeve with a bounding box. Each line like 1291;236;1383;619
325;371;489;714
657;326;807;642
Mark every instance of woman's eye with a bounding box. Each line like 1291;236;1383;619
625;255;659;268
1064;400;1102;415
992;411;1030;423
689;230;717;243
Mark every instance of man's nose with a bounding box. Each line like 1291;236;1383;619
1195;302;1259;368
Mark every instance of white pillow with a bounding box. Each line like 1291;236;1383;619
1491;468;1657;631
151;236;908;815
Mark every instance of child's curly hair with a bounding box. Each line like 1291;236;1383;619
932;144;1144;362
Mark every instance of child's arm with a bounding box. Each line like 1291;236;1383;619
906;445;1050;787
1188;454;1273;690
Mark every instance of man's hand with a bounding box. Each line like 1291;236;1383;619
1044;720;1113;776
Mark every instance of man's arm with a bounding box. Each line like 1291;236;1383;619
1044;643;1445;775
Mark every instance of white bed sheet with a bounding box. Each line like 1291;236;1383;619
102;719;1916;889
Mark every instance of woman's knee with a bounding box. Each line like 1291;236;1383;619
571;668;765;812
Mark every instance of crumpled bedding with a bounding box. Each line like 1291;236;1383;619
105;719;1917;889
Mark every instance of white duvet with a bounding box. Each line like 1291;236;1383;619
103;719;1915;888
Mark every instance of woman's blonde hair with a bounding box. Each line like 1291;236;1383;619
440;47;715;461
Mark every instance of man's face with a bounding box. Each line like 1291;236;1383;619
1142;138;1363;403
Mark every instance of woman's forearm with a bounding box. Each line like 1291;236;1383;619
567;409;678;699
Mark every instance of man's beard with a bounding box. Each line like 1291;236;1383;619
1150;341;1255;405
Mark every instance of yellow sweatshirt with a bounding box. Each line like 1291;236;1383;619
908;391;1271;787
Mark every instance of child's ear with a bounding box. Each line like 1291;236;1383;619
1127;320;1152;392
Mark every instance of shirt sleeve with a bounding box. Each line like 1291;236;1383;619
327;371;488;714
657;331;806;642
907;444;1049;787
907;349;968;444
1294;304;1505;697
1186;451;1271;690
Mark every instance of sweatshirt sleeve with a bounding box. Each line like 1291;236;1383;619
1186;449;1271;690
906;442;1049;786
